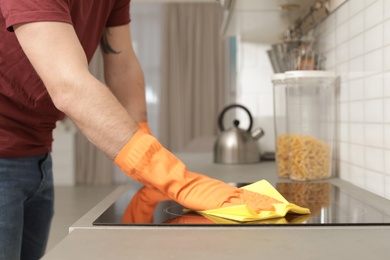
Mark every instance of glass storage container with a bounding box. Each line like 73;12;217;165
285;71;336;181
272;73;289;178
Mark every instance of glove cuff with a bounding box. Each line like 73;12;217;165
114;129;184;188
138;121;152;135
114;129;155;185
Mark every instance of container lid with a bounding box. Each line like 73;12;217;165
271;73;286;83
285;70;336;79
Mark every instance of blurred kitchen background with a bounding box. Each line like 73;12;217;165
52;0;390;200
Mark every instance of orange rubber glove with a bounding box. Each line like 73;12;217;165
138;121;152;135
115;130;281;212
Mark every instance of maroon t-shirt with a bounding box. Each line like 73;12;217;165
0;0;131;157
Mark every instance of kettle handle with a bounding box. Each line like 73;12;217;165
218;104;253;132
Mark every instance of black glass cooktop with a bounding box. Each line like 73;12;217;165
93;182;390;226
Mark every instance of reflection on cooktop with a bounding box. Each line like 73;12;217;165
93;182;390;226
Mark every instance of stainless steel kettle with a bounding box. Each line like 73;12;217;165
214;104;264;164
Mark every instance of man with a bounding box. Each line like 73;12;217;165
0;1;279;259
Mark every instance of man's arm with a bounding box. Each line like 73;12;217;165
100;25;147;123
14;21;137;159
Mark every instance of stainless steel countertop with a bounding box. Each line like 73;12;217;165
43;153;390;259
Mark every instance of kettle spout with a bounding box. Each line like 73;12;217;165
251;128;264;140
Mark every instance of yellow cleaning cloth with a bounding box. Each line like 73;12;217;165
196;180;310;222
202;212;310;225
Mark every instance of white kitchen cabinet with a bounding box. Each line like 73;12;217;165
220;0;348;43
221;0;318;43
133;0;316;44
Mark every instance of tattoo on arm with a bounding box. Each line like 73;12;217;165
100;28;121;54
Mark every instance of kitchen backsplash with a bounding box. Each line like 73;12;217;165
235;0;390;200
315;0;390;199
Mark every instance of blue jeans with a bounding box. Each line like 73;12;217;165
0;154;54;260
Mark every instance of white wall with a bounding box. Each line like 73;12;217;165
315;0;390;199
234;40;276;155
52;120;76;186
234;0;390;199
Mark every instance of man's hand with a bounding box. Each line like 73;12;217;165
223;189;282;213
115;129;282;212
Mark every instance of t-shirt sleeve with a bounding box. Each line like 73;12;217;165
0;0;72;31
106;0;131;27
